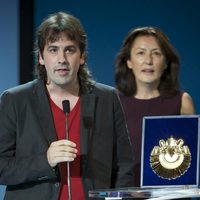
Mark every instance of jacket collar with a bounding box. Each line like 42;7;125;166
80;93;96;155
33;79;57;145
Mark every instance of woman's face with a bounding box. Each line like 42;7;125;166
127;35;167;87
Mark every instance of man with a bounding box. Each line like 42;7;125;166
0;12;134;200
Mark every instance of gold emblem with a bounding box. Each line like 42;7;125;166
150;136;191;180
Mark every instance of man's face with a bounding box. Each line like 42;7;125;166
39;33;85;89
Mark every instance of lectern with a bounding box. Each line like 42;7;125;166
89;186;200;199
89;115;200;199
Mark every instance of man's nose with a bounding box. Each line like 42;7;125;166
58;51;67;64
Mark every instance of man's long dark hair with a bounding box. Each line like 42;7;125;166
34;12;94;94
115;27;180;97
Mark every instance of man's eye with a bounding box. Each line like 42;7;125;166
65;47;76;54
49;48;58;53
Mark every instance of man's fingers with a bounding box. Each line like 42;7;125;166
51;139;76;147
47;140;78;167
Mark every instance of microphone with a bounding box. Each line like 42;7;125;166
62;100;70;120
62;100;71;200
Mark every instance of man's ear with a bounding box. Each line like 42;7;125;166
39;51;44;65
80;52;86;65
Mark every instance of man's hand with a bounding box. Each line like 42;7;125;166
47;140;78;167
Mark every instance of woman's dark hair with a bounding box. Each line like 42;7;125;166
34;12;94;93
115;27;180;97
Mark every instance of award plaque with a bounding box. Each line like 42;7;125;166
141;115;200;187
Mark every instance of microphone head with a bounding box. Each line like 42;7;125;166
62;100;70;114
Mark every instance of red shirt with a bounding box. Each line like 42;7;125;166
50;98;85;200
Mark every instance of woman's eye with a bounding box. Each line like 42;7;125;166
137;51;144;55
153;51;162;56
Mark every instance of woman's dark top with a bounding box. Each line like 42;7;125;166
119;91;183;186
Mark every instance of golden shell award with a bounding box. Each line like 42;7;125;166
150;136;191;180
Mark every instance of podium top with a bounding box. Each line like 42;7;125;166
88;186;200;199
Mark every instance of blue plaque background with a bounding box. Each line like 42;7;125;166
141;115;199;187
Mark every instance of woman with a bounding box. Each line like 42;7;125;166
115;27;195;186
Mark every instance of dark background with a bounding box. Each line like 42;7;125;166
33;0;200;114
0;0;200;197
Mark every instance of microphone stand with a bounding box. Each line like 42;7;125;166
62;100;71;200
